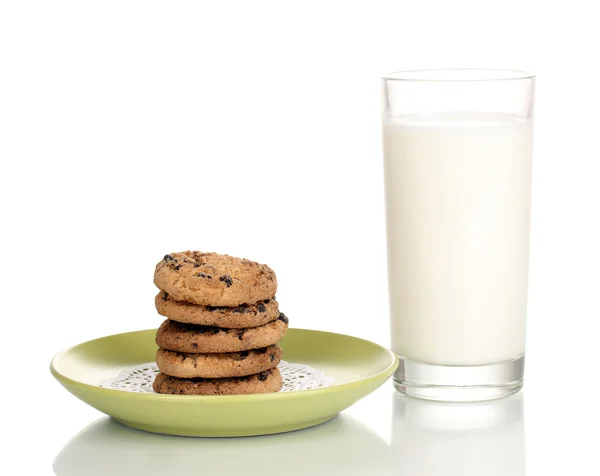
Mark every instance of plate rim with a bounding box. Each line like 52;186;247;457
50;327;399;402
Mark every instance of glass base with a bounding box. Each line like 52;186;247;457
394;355;524;402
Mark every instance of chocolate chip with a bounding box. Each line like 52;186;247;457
264;299;270;304
219;275;233;287
257;303;266;313
258;371;269;381
174;264;182;271
164;254;174;261
207;275;213;279
161;292;169;301
237;330;245;340
193;263;200;268
233;306;245;314
192;343;198;349
270;353;276;362
175;322;221;336
277;313;289;324
194;325;221;335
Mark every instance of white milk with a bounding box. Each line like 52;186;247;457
383;112;533;366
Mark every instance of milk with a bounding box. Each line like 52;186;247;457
383;112;533;366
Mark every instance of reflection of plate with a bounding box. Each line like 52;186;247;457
50;328;398;437
54;414;392;476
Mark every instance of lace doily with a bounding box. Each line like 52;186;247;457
100;360;334;393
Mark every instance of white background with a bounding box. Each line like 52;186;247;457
1;1;599;474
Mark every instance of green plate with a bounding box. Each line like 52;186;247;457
51;328;398;437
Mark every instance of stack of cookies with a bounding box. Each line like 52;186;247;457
151;251;289;395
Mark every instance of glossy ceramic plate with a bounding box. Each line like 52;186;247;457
51;328;398;437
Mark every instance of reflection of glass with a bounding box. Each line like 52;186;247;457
392;393;525;476
382;69;535;401
54;415;391;476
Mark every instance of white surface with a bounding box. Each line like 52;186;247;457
0;0;599;474
50;387;595;475
384;113;532;365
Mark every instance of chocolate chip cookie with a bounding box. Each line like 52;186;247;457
156;344;283;378
155;314;289;353
155;292;279;329
152;368;283;395
154;251;277;306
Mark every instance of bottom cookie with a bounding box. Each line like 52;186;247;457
152;367;283;395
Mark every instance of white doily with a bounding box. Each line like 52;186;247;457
100;361;334;393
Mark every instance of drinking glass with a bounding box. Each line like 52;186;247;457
382;69;535;401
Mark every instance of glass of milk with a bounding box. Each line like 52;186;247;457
382;69;535;401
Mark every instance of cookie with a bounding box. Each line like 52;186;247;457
155;292;279;329
155;314;289;353
155;344;283;378
154;251;277;306
152;368;283;395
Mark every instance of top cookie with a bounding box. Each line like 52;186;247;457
154;251;277;306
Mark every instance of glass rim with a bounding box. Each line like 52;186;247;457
382;68;535;82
